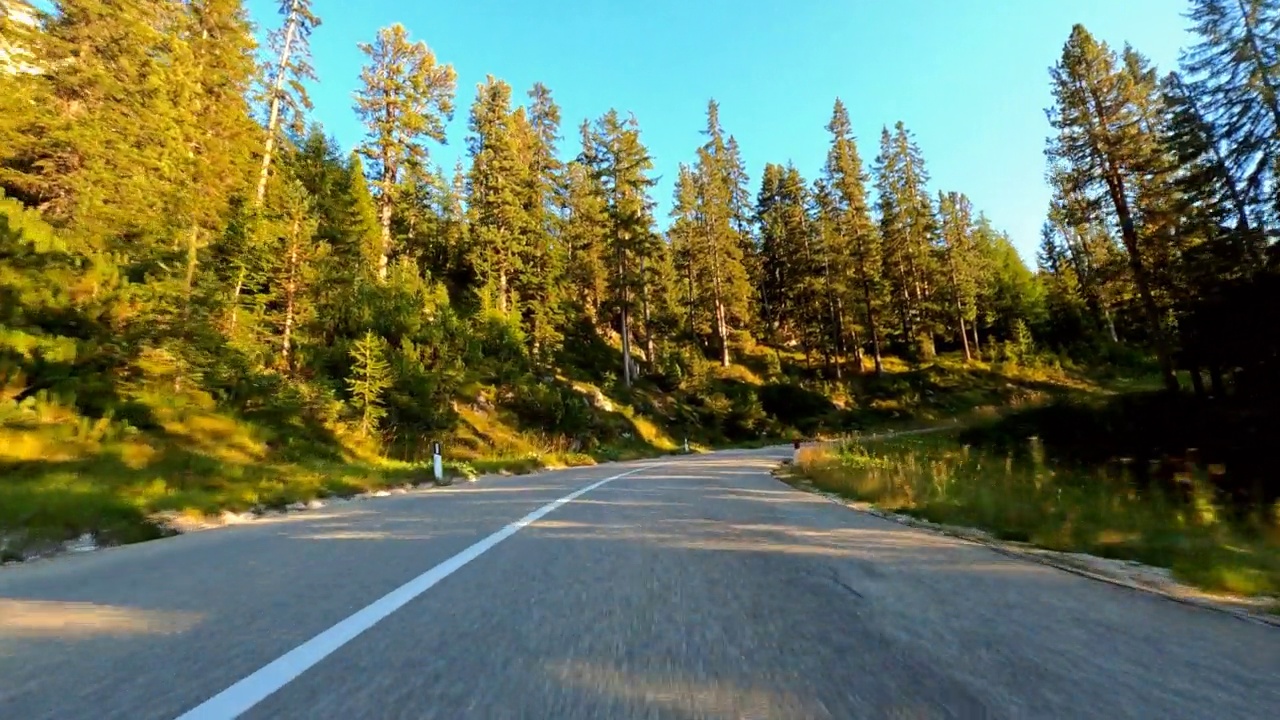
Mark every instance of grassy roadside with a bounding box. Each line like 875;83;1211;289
790;433;1280;600
0;352;1129;562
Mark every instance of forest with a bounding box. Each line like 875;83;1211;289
0;0;1277;561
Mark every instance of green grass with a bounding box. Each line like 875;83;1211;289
793;433;1280;599
0;391;460;559
0;350;1152;561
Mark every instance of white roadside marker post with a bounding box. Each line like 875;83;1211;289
432;441;443;485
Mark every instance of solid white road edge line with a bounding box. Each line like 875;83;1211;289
173;463;665;720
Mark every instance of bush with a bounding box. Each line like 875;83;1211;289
758;382;836;432
504;376;593;437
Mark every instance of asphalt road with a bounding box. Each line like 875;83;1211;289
1;447;1277;719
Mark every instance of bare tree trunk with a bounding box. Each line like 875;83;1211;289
281;217;300;374
255;2;302;207
175;225;200;393
617;235;633;388
640;257;655;365
378;197;393;281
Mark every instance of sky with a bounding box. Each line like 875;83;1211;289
244;0;1196;265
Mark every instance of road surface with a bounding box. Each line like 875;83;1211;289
1;448;1277;719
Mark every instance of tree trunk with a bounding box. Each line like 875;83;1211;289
281;217;300;374
378;197;393;281
957;310;971;362
1081;81;1178;392
620;304;633;388
1188;363;1206;399
175;225;200;393
715;299;730;368
861;275;884;375
255;3;302;207
849;325;864;373
1105;170;1178;392
971;321;982;360
640;258;655;365
228;266;245;334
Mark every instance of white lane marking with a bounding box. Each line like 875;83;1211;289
174;464;663;720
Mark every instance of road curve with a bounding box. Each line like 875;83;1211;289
1;448;1276;719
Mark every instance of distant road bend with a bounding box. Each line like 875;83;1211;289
1;447;1276;719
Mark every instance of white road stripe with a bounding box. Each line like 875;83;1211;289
174;464;662;720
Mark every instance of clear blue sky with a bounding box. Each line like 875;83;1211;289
245;0;1194;265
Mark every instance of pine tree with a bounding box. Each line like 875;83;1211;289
465;76;527;315
679;100;754;367
272;178;320;374
823;98;884;373
875;122;939;360
1182;0;1280;227
937;191;979;360
583;110;659;386
514;82;565;359
354;23;456;281
348;330;391;435
562;151;609;322
1047;24;1179;390
254;0;320;206
15;1;194;249
809;177;852;374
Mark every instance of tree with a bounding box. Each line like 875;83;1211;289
1046;25;1179;390
354;23;456;281
875;122;939;360
515;82;565;360
823;99;885;373
583;110;659;386
677;100;754;367
465;76;526;314
562;148;609;323
272;179;320;374
937;191;978;360
254;0;320;206
1181;0;1280;227
348;330;391;435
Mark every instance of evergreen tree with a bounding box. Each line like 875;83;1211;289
678;100;754;367
271;179;320;374
465;76;527;315
875;122;939;360
1047;24;1178;390
514;82;565;359
823;99;884;373
254;0;320;206
937;191;979;360
1182;0;1280;226
348;330;391;435
562;150;609;323
583;110;659;386
354;23;456;281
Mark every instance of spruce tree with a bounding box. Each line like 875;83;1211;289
937;191;979;360
679;100;754;367
1182;0;1280;226
348;330;391;435
875;122;939;360
1047;24;1179;390
465;76;527;315
354;23;456;281
583;110;659;386
823;98;884;373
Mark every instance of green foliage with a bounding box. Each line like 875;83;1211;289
2;2;1278;558
347;331;391;434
